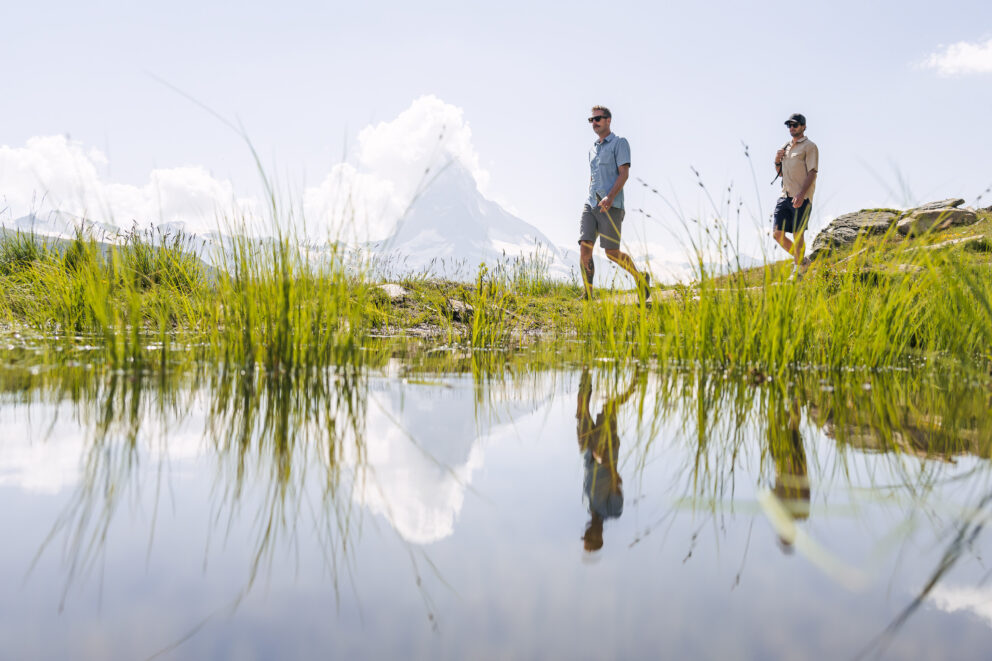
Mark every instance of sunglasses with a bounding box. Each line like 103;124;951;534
588;115;608;123
785;122;800;128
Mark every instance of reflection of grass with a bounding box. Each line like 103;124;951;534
13;351;991;577
5;345;992;653
636;366;992;504
15;358;377;613
625;363;992;652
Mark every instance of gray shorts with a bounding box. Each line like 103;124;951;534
579;203;625;249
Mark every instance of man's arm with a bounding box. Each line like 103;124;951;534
792;169;817;207
606;369;642;409
598;164;630;211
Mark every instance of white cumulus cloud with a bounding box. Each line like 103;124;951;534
922;38;992;76
302;94;491;242
0;135;250;233
1;95;491;244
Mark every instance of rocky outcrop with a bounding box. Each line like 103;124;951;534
809;198;983;260
808;209;900;259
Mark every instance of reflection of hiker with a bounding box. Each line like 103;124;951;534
767;397;810;553
575;367;639;552
579;105;650;301
772;113;818;280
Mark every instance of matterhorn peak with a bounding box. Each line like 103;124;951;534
375;159;569;278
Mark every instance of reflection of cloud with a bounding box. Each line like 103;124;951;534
922;38;992;76
0;423;81;494
929;584;992;626
0;406;206;494
357;383;484;545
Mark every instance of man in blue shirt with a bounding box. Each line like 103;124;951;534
580;106;650;301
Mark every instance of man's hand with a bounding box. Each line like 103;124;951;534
792;194;805;208
598;195;614;212
775;148;786;164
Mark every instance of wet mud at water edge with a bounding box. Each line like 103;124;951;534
2;349;992;660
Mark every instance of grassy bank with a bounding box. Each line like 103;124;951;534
1;213;991;373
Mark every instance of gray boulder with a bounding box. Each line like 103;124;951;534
809;198;983;260
896;208;979;236
808;209;899;260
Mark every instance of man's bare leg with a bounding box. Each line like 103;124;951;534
605;248;642;280
774;229;806;264
605;248;650;300
773;229;794;256
580;241;595;299
793;230;805;266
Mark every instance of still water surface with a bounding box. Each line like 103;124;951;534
2;354;992;660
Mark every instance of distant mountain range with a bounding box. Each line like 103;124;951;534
2;162;759;284
3;210;120;241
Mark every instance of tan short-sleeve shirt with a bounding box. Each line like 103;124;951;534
782;137;818;201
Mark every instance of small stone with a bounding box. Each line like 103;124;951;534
447;298;474;322
376;283;410;301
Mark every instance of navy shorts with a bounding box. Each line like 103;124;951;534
773;196;811;234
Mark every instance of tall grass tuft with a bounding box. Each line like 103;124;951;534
0;227;375;371
1;209;990;373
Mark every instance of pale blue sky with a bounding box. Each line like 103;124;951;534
3;0;990;257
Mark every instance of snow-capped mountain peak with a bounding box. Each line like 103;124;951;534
373;161;570;278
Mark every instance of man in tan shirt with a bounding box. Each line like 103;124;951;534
773;113;818;278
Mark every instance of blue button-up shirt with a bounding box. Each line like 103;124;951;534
588;133;631;210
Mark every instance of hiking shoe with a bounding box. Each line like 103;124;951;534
639;273;651;301
788;264;803;282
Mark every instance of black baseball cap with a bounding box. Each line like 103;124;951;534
784;113;806;126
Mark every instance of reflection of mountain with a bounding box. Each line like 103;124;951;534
358;376;549;545
360;382;482;544
373;163;571;278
